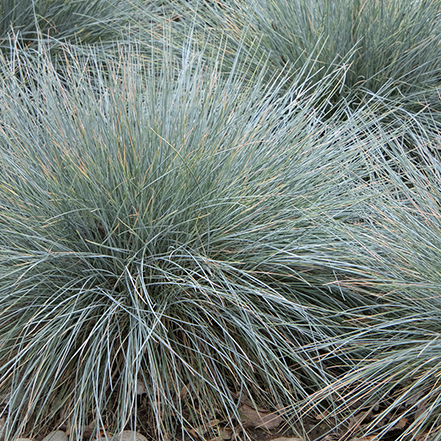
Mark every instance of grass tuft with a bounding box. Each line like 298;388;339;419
0;40;389;440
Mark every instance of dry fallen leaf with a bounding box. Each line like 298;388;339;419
206;426;235;441
315;411;329;421
179;385;188;401
189;419;220;437
348;410;373;429
405;391;425;407
219;427;234;440
394;417;408;429
270;437;303;441
239;404;282;430
136;379;148;395
414;399;428;422
415;430;432;441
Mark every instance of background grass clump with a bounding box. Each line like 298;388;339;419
0;1;441;441
179;0;441;99
0;0;138;52
318;142;441;440
169;0;441;139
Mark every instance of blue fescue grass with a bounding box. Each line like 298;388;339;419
1;2;441;440
0;40;393;440
166;0;441;126
299;123;441;441
0;0;136;50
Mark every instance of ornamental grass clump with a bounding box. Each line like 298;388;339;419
0;39;392;440
173;0;441;119
301;131;441;441
0;0;136;51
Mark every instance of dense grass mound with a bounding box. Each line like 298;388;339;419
0;43;389;440
1;2;441;441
